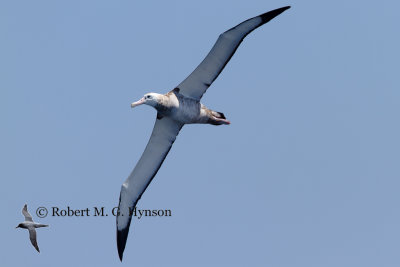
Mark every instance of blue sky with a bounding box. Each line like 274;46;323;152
2;0;400;266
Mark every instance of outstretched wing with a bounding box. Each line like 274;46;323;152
28;228;40;253
22;204;33;222
177;6;290;100
116;116;183;261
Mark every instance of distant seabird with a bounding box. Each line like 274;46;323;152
16;204;48;253
117;6;290;260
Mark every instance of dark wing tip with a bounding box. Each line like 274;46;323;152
117;227;130;261
260;6;291;24
32;240;40;253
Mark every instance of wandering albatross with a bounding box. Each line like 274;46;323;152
117;6;290;260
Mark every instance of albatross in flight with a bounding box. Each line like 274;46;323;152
117;6;290;260
16;204;48;253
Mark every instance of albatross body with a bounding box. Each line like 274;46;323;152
131;89;231;125
117;6;290;260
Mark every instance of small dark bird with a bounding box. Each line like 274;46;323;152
16;204;48;253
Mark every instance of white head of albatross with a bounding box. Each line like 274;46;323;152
130;93;163;108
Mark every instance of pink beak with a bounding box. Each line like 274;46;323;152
131;97;145;108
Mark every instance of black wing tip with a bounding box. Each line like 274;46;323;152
260;6;291;24
117;227;130;261
33;243;40;253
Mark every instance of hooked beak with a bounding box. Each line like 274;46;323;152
131;97;145;108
